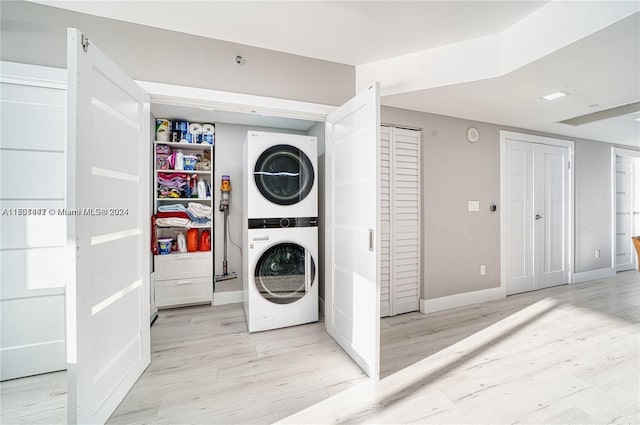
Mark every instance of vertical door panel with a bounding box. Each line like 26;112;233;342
66;28;150;424
390;128;420;315
537;144;566;288
616;156;634;271
506;142;535;295
325;84;380;379
379;127;391;317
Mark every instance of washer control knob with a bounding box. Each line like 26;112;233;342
280;218;290;228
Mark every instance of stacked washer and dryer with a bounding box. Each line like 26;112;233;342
242;131;318;332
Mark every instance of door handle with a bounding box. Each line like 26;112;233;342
369;229;374;251
535;214;543;220
633;212;640;215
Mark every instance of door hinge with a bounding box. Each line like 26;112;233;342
81;34;90;52
567;161;571;169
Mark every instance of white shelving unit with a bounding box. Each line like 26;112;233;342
153;138;215;308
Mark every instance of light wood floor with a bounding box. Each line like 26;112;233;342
1;271;638;424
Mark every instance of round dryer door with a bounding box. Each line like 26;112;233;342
254;242;315;304
254;144;314;205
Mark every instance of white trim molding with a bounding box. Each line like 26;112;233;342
420;287;505;315
137;80;335;122
573;267;616;283
213;290;243;306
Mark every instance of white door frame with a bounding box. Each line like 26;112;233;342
611;147;640;271
500;131;575;295
137;80;336;122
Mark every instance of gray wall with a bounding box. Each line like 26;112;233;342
0;1;354;106
382;105;639;300
382;107;501;300
574;140;615;273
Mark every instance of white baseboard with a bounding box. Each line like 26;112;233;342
213;290;243;306
573;267;616;283
420;286;505;315
319;296;325;316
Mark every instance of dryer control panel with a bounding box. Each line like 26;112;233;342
248;217;318;229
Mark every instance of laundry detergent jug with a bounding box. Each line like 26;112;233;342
200;230;211;251
186;228;199;252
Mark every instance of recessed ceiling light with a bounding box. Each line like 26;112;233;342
541;91;569;101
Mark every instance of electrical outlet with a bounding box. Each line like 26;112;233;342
480;264;486;276
595;249;600;259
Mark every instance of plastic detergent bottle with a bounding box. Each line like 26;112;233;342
174;151;184;171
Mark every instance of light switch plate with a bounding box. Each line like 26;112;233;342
468;200;480;212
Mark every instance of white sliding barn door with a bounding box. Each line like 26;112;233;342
504;136;570;296
379;126;420;317
325;83;380;379
66;29;150;424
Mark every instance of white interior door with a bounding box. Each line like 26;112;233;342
66;28;150;424
325;83;380;379
0;62;67;380
505;138;569;295
389;127;421;315
616;156;636;271
379;126;420;317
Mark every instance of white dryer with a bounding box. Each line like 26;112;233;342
244;131;317;219
243;224;318;332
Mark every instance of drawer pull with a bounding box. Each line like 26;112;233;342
176;279;193;285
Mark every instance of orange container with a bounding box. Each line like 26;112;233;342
186;228;199;252
200;230;211;251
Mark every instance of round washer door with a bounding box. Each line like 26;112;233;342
254;242;315;304
254;144;314;205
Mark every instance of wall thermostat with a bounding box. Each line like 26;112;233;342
466;127;479;143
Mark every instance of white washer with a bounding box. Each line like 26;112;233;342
243;226;318;332
244;131;317;219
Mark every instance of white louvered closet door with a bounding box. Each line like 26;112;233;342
380;126;421;317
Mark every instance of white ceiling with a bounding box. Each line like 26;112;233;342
28;0;547;66
29;0;640;147
383;12;640;147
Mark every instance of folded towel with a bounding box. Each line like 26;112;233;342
156;217;191;227
158;204;187;213
186;210;210;224
156;211;190;220
188;202;212;219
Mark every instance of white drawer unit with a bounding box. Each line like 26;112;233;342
154;252;213;308
154;276;213;308
154;252;213;281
